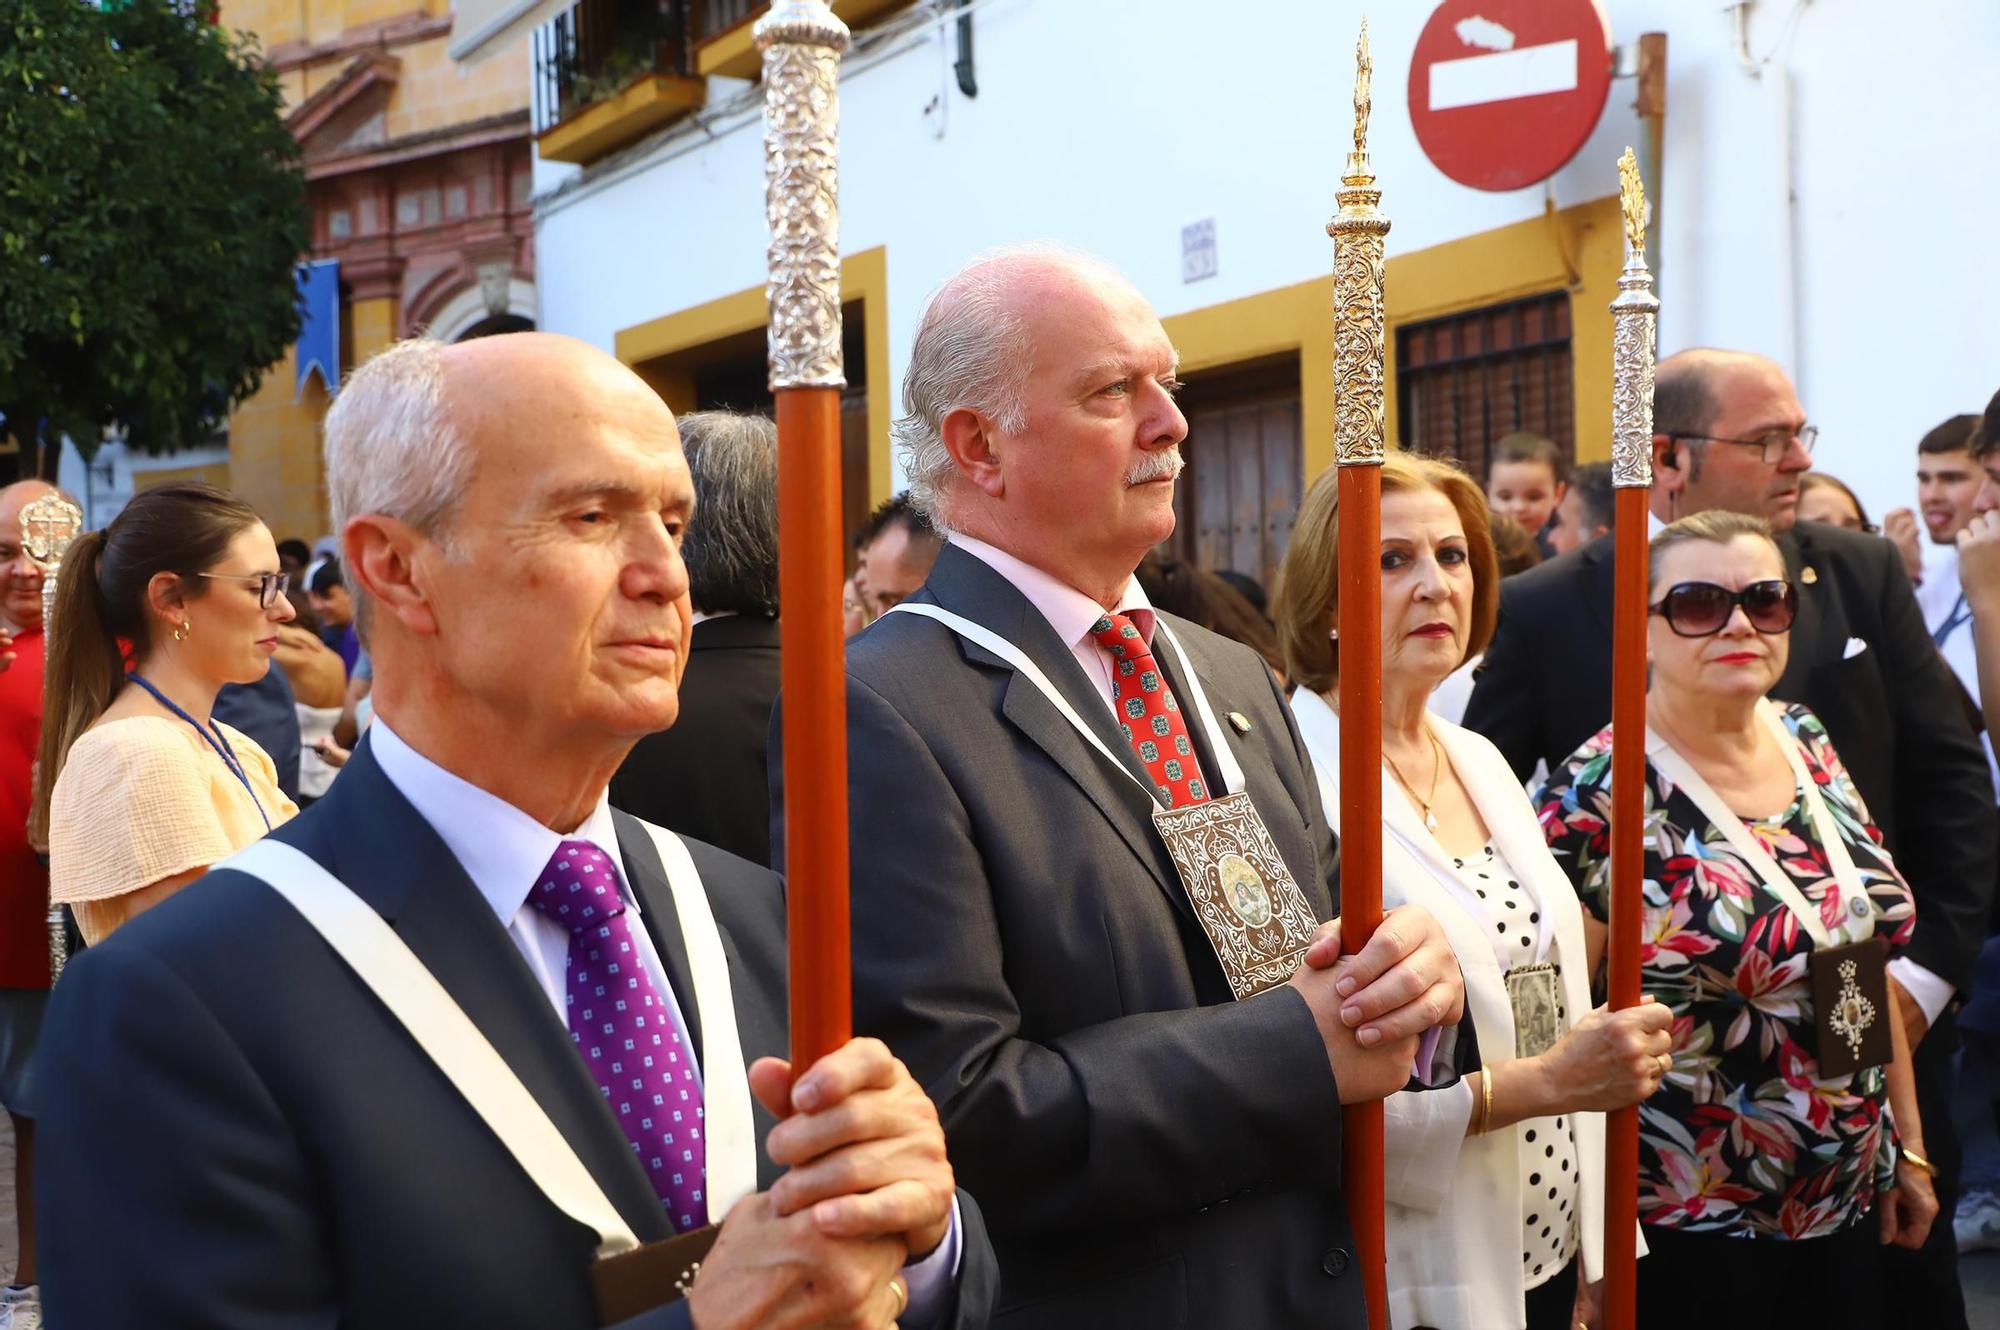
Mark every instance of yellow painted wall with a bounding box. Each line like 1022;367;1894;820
1161;194;1625;484
134;459;234;492
217;0;530;540
216;344;326;541
618;247;895;507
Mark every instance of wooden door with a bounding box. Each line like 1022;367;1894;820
1168;357;1303;595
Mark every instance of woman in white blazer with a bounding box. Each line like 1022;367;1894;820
1274;454;1673;1330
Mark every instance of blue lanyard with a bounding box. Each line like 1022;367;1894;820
127;674;272;832
1934;593;1973;649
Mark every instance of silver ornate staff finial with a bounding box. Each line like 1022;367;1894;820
1610;147;1659;490
19;488;82;981
757;0;851;391
1329;19;1390;468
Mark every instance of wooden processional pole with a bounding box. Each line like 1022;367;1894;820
1603;148;1658;1330
1329;22;1390;1330
757;1;853;1074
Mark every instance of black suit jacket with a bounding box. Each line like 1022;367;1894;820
612;614;783;867
37;737;995;1329
1464;520;1995;990
779;543;1376;1329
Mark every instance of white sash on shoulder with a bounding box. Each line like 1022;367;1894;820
1645;700;1875;948
223;820;757;1257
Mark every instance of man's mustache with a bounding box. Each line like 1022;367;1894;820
1127;446;1185;486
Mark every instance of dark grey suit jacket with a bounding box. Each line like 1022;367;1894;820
777;543;1374;1329
1464;520;1995;992
37;737;995;1329
613;614;783;867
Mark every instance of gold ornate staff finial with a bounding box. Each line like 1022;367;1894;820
1609;148;1659;492
1617;146;1647;257
1329;18;1390;469
1349;18;1373;181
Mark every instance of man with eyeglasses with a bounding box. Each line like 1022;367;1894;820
1467;348;1993;1328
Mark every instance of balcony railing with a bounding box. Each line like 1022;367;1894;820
532;0;696;137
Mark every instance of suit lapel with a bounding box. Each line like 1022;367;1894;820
610;812;703;1068
923;545;1189;916
303;744;674;1243
1577;535;1617;638
1776;528;1829;695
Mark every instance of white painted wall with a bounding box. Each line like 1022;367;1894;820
533;0;2000;524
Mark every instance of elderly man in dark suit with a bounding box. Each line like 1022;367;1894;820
780;247;1470;1328
613;411;784;867
35;334;995;1330
1465;347;1994;1330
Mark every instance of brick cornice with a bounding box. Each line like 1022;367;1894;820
264;11;453;74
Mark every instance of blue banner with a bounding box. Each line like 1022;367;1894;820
295;259;340;399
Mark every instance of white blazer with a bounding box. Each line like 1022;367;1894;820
1291;689;1618;1330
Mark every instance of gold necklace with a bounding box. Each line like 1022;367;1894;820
1382;726;1445;832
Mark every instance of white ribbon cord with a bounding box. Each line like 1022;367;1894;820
886;603;1247;805
637;823;757;1219
228;838;641;1258
1644;700;1873;949
226;823;762;1256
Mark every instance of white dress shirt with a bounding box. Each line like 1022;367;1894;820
368;720;959;1315
949;533;1157;714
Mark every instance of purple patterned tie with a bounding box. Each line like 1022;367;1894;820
527;839;707;1231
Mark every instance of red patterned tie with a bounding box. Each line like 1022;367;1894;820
1091;612;1210;808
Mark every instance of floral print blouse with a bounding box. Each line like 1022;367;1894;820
1536;703;1915;1240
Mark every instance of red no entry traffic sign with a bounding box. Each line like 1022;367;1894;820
1408;0;1614;193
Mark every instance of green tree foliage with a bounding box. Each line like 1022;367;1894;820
0;0;309;472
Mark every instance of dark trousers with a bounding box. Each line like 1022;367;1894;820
1523;1255;1579;1330
1881;1005;1968;1330
1636;1220;1883;1330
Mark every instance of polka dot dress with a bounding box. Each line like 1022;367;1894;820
1448;841;1580;1290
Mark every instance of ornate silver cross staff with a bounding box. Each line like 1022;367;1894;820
20;489;83;980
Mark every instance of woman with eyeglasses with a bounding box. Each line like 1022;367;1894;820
1537;509;1936;1328
30;483;299;944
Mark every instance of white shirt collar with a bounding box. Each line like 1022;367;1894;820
368;719;637;928
948;532;1156;647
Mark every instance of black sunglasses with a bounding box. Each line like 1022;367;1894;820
1649;579;1798;637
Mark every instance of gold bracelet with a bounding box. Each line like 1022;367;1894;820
1479;1068;1495;1135
1900;1147;1937;1177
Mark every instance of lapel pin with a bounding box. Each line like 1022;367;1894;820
1226;711;1252;734
1802;566;1818;585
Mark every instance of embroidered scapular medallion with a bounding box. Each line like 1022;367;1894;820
1829;959;1876;1058
1809;938;1892;1078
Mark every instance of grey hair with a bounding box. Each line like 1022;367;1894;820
894;243;1133;530
678;410;780;617
324;338;476;586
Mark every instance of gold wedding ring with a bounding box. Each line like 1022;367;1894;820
1655;1054;1673;1076
888;1276;908;1319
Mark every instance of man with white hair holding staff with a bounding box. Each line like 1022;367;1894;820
782;245;1471;1328
35;333;997;1329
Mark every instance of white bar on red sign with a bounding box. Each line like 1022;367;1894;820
1429;39;1579;111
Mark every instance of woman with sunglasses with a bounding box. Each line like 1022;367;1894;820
1537;509;1936;1329
30;483;299;944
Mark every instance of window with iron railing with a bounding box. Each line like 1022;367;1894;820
1395;292;1574;479
533;0;695;135
704;0;759;35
